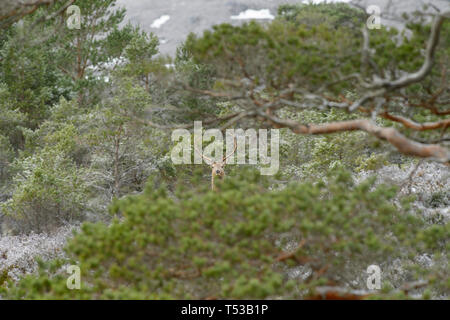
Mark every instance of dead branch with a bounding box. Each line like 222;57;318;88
0;0;58;29
380;113;450;131
368;13;447;90
256;111;450;163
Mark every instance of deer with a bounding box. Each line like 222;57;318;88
194;137;237;191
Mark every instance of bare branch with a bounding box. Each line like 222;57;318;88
0;0;58;29
380;112;450;131
256;111;450;163
369;13;447;90
30;0;74;28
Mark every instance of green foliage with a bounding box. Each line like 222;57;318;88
18;98;87;162
0;83;27;149
0;0;133;146
183;18;361;92
3;169;448;299
0;0;448;301
53;0;126;70
1;147;88;234
0;23;66;128
0;267;12;288
180;3;398;95
175;45;216;90
124;29;159;64
103;24;136;61
278;3;366;29
279;109;390;179
118;28;161;87
48;0;127;106
180;2;447;145
84;79;162;197
0;134;14;183
424;191;450;209
17;83;167;207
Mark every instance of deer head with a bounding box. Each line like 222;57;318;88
194;137;237;191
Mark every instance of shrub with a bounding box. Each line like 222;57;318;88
3;169;448;299
0;134;14;183
425;191;450;209
1;147;88;234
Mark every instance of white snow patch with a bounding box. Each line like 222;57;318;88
0;226;77;282
151;15;170;28
355;161;450;222
231;9;274;20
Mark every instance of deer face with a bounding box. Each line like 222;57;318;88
211;162;225;179
193;137;237;190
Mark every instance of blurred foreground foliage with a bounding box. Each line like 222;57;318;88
2;169;448;299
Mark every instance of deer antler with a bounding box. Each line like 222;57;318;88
193;137;237;191
223;136;237;163
193;143;214;165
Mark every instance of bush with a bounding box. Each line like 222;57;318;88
0;134;14;183
1;147;88;234
277;2;366;28
425;191;450;209
2;169;448;299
